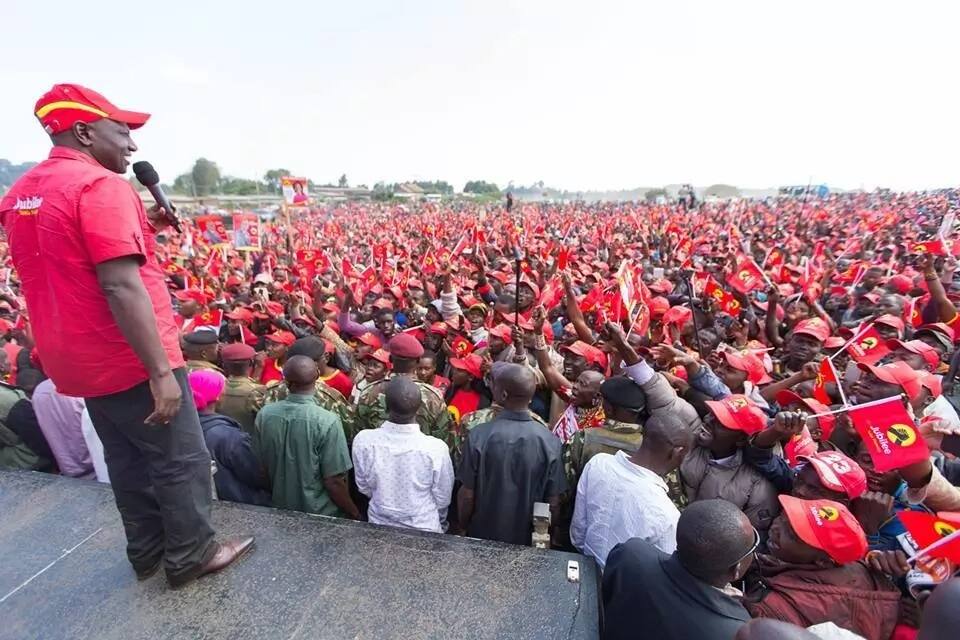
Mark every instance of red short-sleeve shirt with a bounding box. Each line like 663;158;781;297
0;147;184;397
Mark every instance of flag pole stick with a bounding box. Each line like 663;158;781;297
684;271;705;356
807;394;905;419
828;322;875;362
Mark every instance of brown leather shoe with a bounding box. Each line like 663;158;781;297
168;537;255;589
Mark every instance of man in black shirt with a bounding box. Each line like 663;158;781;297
602;499;756;640
456;363;566;545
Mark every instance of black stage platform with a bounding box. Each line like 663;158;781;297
0;471;599;639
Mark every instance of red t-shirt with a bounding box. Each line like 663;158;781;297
0;147;185;397
320;369;354;400
260;358;284;384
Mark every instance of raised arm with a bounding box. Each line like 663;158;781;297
561;272;595;344
530;306;573;392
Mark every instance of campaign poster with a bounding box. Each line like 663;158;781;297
281;176;310;206
195;215;229;246
232;213;261;250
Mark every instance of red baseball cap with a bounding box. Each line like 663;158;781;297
886;274;913;295
362;348;391;366
823;336;846;350
649;296;670;318
778;495;868;565
887;339;940;370
449;353;484;379
796;450;868;500
35;84;150;135
704;394;768;435
322;301;341;314
357;332;382;349
792;318;831;342
265;330;296;346
705;394;767;436
225;308;254;323
662;306;692;327
856;361;923;402
175;289;209;306
723;350;772;385
775;390;835;440
225;276;243;288
875;314;905;334
488;324;514;345
561;340;608;370
429;321;449;336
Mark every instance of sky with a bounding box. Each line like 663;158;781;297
3;1;959;192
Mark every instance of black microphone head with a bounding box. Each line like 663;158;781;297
132;161;159;187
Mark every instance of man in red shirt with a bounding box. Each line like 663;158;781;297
0;84;252;588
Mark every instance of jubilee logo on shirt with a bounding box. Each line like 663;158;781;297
14;195;42;216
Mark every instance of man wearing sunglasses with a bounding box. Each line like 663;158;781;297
601;499;757;640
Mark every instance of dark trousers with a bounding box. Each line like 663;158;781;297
85;368;216;581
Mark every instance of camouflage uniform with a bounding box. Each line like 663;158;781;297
218;376;264;436
185;359;224;375
252;379;356;442
460;404;548;433
566;418;687;509
355;374;453;450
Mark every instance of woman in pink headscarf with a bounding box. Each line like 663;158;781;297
187;370;270;506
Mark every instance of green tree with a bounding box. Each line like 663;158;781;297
172;173;196;195
190;158;221;196
263;168;292;194
220;176;261;196
414;180;454;195
338;173;349;188
463;180;500;195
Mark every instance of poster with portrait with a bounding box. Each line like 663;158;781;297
232;213;261;250
194;215;229;247
281;176;310;206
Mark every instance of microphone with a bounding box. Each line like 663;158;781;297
132;161;182;233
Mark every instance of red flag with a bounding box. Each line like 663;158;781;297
704;277;742;315
848;325;891;365
451;233;471;258
557;246;571;271
905;296;923;328
764;248;785;270
726;258;766;295
849;397;930;472
616;260;640;316
193;309;224;328
897;511;960;563
359;266;378;292
450;335;474;357
597;289;624;327
813;357;839;405
912;239;948;257
437;246;453;266
578;284;605;314
539;276;565;310
341;257;358;278
421;250;438;276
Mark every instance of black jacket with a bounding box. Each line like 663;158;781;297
199;413;271;506
602;538;750;640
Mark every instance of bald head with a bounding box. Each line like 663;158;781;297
919;578;960;640
677;499;756;586
283;355;319;393
385;377;422;424
735;619;818;640
497;363;536;410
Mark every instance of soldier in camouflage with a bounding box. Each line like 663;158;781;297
249;336;356;441
355;334;453;449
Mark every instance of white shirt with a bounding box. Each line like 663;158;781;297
570;451;679;570
80;409;110;484
923;394;960;432
352;421;454;533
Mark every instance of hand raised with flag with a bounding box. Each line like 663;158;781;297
531;305;547;334
800;361;820;381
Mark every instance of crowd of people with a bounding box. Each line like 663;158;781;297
3;186;960;639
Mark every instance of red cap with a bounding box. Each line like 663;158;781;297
372;298;393;311
856;361;923;402
775;390;835;440
887;339;940;370
429;321;449;336
778;495;868;565
560;341;608;370
920;372;942;398
225;308;254;323
225;275;243;288
449;353;484;379
35;84;150;135
886;274;913;294
488;324;514;345
322;301;341;314
875;314;905;334
723;350;772;385
175;289;209;306
357;332;382;349
649;278;674;294
265;330;296;346
797;450;868;500
362;348;391;366
649;296;670;318
662;306;692;327
387;333;424;359
792;318;831;342
705;394;767;435
823;336;846;349
266;301;284;316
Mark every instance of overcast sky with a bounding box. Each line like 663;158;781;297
3;1;958;191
